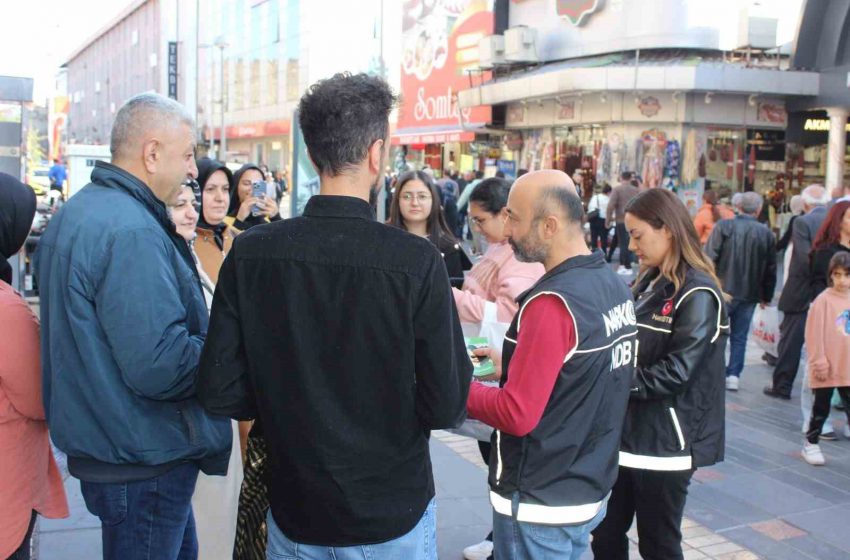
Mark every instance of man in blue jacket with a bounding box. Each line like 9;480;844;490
34;93;231;560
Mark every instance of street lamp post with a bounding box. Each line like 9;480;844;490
214;35;229;162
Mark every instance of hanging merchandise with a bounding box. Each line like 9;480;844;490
597;142;611;184
747;145;756;186
592;140;602;180
664;139;681;186
637;130;667;188
633;139;645;175
682;129;699;185
736;144;745;184
698;154;706;178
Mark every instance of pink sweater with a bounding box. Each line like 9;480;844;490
0;283;68;556
806;288;850;389
453;241;545;324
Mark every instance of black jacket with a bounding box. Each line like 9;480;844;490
490;251;635;525
619;268;729;471
196;195;471;546
705;215;777;304
779;207;828;313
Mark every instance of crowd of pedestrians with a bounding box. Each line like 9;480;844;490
2;71;848;560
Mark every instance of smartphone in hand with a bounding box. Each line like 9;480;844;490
251;180;267;216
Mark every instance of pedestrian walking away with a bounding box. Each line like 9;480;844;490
765;184;832;399
592;188;729;560
467;169;635;560
705;191;776;391
606;171;641;275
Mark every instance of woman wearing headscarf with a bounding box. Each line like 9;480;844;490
226;163;282;231
0;173;69;559
195;158;240;284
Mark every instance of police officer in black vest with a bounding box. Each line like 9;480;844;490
467;170;636;560
592;188;729;560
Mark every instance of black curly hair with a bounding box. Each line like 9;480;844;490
298;72;398;177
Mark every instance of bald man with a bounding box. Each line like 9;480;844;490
466;170;636;559
34;93;230;559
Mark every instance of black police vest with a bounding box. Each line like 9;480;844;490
488;251;636;525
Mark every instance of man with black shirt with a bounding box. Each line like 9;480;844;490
197;73;471;559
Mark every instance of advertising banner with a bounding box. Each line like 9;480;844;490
396;0;493;142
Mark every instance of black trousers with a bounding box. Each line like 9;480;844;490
589;217;609;253
807;387;850;444
615;223;633;268
8;511;37;560
591;467;693;560
772;311;807;395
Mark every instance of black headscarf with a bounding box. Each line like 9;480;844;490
227;163;266;217
195;157;233;249
0;173;37;284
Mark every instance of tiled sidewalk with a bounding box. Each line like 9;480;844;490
432;432;757;560
33;339;850;559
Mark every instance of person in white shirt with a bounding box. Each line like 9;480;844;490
588;184;612;253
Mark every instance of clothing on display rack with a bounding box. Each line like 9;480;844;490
664;140;681;185
682;130;699;185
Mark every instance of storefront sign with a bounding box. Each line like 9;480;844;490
556;0;603;26
746;129;785;162
638;96;661;118
211;119;290;140
557;100;576;120
167;41;178;100
756;102;786;125
396;1;493;139
507;104;526;125
497;159;517;178
787;110;850;146
394;131;476;145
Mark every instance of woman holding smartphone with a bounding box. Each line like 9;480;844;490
227;163;282;230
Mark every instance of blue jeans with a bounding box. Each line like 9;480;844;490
493;495;608;560
726;299;757;378
80;462;199;560
266;498;436;560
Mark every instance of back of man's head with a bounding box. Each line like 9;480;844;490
731;192;743;212
110;93;194;162
537;185;584;232
620;171;632;183
801;184;830;210
298;73;397;178
740;191;763;216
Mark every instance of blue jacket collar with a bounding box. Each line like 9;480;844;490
91;161;173;230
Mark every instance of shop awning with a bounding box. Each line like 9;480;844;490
210;118;291;140
392;126;477;145
457;52;820;109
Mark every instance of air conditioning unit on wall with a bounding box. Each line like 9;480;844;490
479;35;506;69
504;26;538;63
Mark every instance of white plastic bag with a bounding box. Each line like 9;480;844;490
751;305;781;356
451;302;511;441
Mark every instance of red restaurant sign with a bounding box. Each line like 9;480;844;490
396;0;493;140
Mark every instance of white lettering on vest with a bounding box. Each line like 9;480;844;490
602;301;637;337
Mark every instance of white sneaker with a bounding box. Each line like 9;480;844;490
802;442;826;465
726;376;739;391
463;539;494;560
617;266;632;275
843;424;850;439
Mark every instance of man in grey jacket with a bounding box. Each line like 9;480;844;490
764;184;831;400
606;172;641;275
705;192;776;392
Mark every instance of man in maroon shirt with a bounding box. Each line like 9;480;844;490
467;170;635;560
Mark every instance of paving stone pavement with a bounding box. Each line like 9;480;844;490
31;340;850;559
